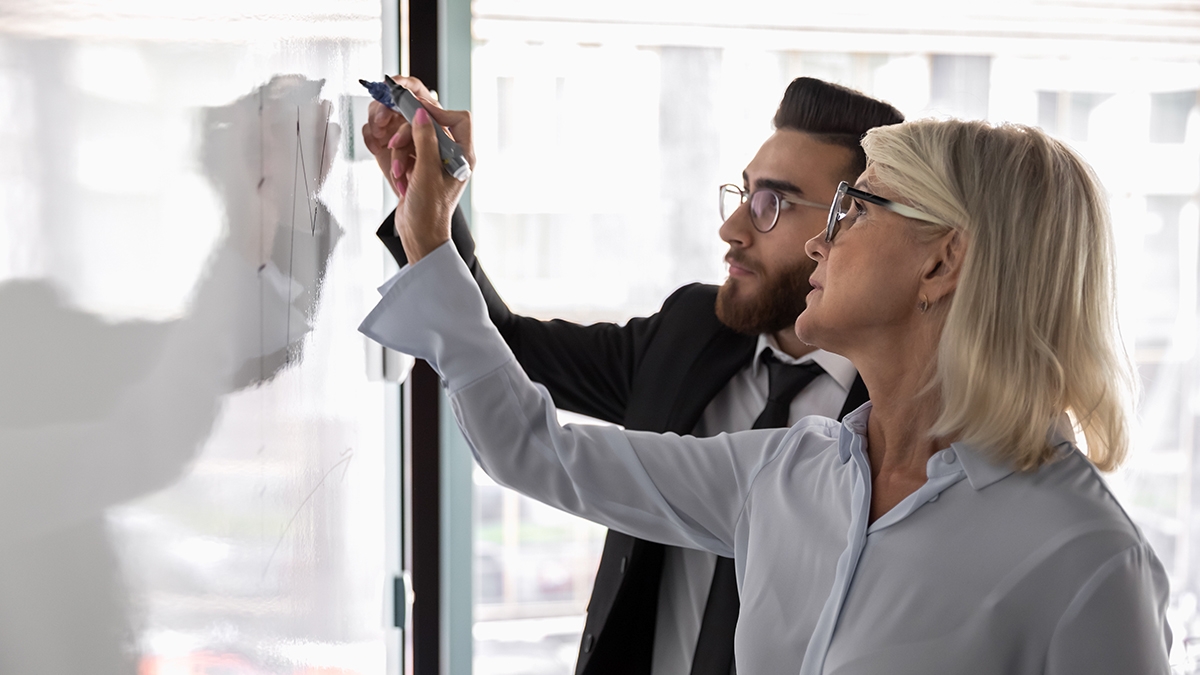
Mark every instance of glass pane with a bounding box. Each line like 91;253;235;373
468;3;1200;674
472;411;608;675
0;4;396;673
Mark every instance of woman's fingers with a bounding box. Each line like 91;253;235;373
364;100;407;195
415;100;474;169
364;101;402;152
389;124;416;195
389;76;440;107
364;75;466;202
395;106;462;261
388;124;413;154
409;108;443;184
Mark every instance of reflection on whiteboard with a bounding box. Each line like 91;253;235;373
0;75;341;674
201;74;343;387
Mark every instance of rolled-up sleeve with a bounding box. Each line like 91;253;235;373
359;241;791;556
1044;542;1172;675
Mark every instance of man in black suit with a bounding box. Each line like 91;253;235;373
363;76;902;675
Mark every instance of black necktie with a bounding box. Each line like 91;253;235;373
690;353;825;675
750;354;826;430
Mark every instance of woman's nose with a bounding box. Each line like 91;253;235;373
804;230;828;262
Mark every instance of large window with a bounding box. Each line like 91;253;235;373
466;3;1200;674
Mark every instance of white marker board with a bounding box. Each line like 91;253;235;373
0;4;398;674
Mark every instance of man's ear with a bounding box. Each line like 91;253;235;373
921;229;967;305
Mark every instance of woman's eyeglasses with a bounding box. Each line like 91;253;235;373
825;181;950;242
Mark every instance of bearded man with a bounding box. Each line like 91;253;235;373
364;76;902;675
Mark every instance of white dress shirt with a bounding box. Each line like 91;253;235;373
361;243;1172;675
693;335;857;440
654;338;855;675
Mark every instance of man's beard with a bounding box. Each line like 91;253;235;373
715;255;815;335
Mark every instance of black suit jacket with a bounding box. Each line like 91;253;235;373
378;208;869;675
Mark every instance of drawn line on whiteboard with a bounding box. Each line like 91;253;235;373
282;106;332;356
286;110;300;356
258;89;266;384
295;107;330;236
298;107;312;232
262;447;356;579
312;112;330;235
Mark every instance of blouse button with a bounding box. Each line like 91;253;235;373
944;449;958;464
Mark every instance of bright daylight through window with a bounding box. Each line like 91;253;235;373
465;2;1200;674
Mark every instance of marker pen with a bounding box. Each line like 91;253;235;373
359;76;472;182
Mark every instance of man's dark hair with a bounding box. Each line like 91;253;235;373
773;77;904;178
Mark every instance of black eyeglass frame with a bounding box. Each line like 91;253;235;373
825;180;949;242
719;183;828;233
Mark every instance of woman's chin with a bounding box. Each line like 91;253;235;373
794;313;821;348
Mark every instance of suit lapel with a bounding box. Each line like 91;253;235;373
663;329;756;433
624;289;755;434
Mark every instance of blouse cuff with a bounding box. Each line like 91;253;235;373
358;240;514;392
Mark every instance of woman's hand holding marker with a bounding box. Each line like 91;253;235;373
393;102;474;263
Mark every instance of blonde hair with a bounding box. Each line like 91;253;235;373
861;119;1134;471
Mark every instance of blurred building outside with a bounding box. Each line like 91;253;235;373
466;3;1200;674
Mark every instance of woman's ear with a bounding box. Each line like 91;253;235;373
922;229;967;305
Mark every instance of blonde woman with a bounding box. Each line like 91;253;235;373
361;108;1171;673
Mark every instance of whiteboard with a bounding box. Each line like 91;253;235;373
0;4;398;674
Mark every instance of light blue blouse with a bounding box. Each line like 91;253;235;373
360;242;1172;674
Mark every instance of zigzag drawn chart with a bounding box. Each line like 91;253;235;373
284;103;332;355
199;74;344;387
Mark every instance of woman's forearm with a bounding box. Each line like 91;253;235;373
360;243;788;556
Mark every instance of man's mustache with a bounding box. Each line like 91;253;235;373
725;250;761;275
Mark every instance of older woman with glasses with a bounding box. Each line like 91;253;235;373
361;107;1171;673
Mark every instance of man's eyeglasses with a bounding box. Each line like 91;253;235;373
825;180;950;242
719;184;827;233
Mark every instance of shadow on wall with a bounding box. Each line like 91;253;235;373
0;75;341;675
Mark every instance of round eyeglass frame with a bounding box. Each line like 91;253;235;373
824;180;951;242
719;183;827;233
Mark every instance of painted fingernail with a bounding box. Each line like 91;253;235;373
387;132;401;150
391;159;402;179
413;108;430;125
